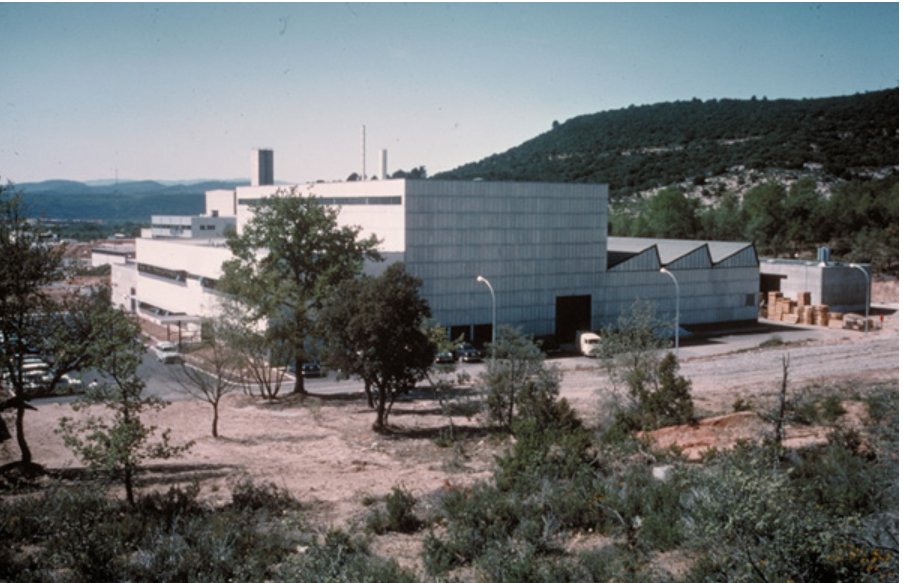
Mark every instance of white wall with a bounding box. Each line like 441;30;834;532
205;189;237;217
233;181;407;252
110;262;138;311
136;238;232;280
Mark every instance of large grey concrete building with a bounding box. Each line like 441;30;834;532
113;166;761;346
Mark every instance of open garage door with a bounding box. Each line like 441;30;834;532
556;295;592;344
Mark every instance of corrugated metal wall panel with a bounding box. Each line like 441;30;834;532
666;246;713;270
609;247;661;272
715;245;759;268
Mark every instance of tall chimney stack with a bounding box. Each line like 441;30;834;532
251;149;274;186
361;125;367;180
379;148;388;179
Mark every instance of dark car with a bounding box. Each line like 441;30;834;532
290;361;323;378
300;361;322;378
455;342;483;363
434;350;456;364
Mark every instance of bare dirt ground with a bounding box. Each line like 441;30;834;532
1;281;897;573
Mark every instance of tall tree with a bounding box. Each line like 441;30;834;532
0;185;64;466
643;187;701;239
220;188;380;395
742;182;787;254
319;264;435;431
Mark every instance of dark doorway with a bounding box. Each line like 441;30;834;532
473;324;493;349
760;274;786;295
556;295;592;344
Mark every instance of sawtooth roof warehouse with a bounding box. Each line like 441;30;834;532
110;175;760;347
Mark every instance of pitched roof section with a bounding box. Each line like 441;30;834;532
607;237;757;271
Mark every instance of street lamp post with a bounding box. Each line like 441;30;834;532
476;275;496;353
850;264;871;332
659;267;680;359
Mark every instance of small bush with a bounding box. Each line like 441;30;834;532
365;485;422;534
275;529;418;583
759;334;785;348
230;477;299;514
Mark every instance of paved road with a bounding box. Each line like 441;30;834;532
32;317;896;407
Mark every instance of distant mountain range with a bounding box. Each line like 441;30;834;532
12;179;248;222
435;88;899;197
11;88;898;221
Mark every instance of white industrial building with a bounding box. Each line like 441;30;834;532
111;154;760;346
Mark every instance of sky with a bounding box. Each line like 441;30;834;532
0;2;898;184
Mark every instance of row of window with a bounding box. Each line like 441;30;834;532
137;263;218;289
237;196;402;207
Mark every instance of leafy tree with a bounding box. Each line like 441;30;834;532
699;190;746;241
596;301;692;433
0;185;65;465
58;310;191;505
742;181;787;254
643;187;701;239
319;263;434;431
784;178;825;252
220;188;380;395
482;325;561;431
172;316;243;437
390;166;428;179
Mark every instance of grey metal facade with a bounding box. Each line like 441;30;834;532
602;239;760;325
403;180;608;337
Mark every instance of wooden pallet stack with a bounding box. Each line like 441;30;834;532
763;290;872;331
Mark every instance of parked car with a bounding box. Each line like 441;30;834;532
152;341;181;363
434;350;456;364
455;342;483;363
39;372;84;394
290;360;323;378
300;361;322;378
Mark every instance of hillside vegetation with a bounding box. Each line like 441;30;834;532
436;89;898;195
437;89;899;272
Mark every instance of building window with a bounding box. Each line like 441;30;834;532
138;263;188;283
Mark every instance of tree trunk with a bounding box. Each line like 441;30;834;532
373;388;388;431
293;354;307;395
212;403;219;438
15;401;32;465
124;465;135;506
364;380;374;409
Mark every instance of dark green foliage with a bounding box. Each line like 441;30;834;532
366;485;422;534
611;352;695;432
319;263;435;430
220;187;381;395
598;303;694;432
276;529;418;583
0;480;307;582
436;89;898;197
684;439;898;582
482;325;562;431
230;477;301;514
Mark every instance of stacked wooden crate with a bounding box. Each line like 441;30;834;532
795;292;812;325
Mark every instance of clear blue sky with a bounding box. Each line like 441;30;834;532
0;2;898;184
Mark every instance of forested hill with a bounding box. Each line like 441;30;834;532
12;180;246;222
434;88;898;197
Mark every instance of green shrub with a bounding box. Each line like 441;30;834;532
0;480;307;582
365;485;422;534
230;477;299;514
275;529;417;583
